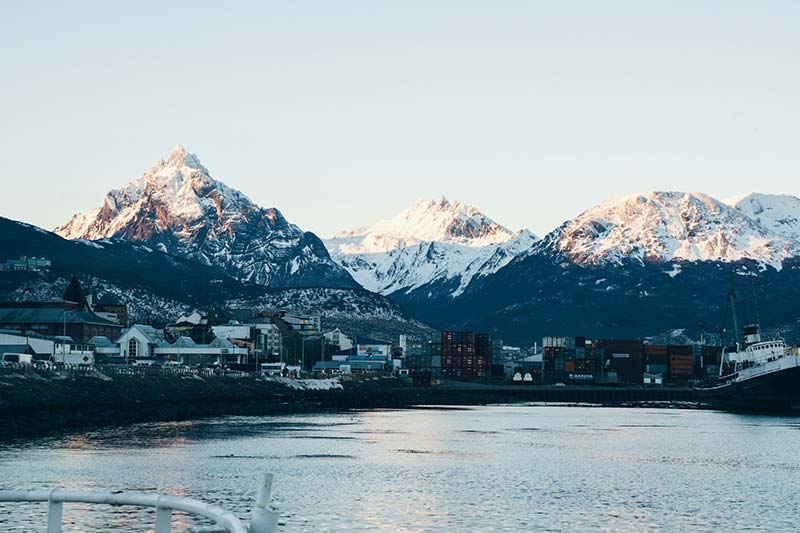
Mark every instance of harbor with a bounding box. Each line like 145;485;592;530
2;405;799;532
0;365;701;442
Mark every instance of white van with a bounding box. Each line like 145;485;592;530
260;362;286;376
2;353;33;365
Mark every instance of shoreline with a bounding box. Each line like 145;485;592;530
0;371;702;442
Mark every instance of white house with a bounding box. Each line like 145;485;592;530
354;337;393;360
155;335;247;366
117;325;168;363
0;331;54;357
212;322;282;361
323;328;354;352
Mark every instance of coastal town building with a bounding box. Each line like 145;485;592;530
117;324;168;362
53;337;95;365
0;256;51;272
93;294;129;326
322;328;354;352
353;337;393;359
100;324;248;366
0;302;123;342
0;330;57;359
212;322;283;362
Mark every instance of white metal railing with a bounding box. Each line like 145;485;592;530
0;473;278;533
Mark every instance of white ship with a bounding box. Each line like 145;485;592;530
697;324;800;412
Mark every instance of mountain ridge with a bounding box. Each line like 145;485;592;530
540;191;798;269
325;198;538;296
1;216;434;340
55;145;357;289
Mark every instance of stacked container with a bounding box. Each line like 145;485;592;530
668;345;694;379
542;336;595;383
644;344;669;376
596;339;644;383
438;331;490;380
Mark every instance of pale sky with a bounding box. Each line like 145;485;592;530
1;1;799;238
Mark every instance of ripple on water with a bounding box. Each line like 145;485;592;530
1;405;798;532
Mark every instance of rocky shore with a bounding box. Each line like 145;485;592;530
0;369;699;442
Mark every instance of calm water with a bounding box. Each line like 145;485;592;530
1;405;800;532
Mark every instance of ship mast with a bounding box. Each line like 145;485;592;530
751;278;761;332
718;271;740;378
728;271;740;350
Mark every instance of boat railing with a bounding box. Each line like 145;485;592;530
0;472;278;533
734;354;800;381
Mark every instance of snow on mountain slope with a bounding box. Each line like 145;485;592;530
543;191;798;268
232;288;436;341
724;193;800;241
55;145;357;289
332;197;515;253
326;198;537;296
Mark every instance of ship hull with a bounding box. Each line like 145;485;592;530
696;365;800;413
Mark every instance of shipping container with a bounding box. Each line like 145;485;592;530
646;363;668;375
597;339;644;383
644;344;669;355
667;344;693;356
490;364;505;379
669;353;694;377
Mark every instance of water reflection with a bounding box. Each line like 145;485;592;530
1;406;799;531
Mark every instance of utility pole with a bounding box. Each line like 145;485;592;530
254;327;259;374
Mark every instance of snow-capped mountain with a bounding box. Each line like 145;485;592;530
332;197;515;252
724;193;800;241
55;145;357;289
2;216;433;340
325;198;537;296
539;191;799;269
389;191;800;344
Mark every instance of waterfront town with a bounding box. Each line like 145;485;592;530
3;272;794;388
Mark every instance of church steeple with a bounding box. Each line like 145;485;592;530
64;274;88;311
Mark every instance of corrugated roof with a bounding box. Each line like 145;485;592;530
209;337;234;349
313;361;342;370
172;336;197;348
119;324;165;344
0;307;120;327
0;344;31;354
88;336;114;347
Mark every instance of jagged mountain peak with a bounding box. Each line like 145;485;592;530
325;198;538;297
723;192;800;240
56;145;256;239
53;146;357;289
146;144;208;178
545;190;796;267
332;196;519;252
